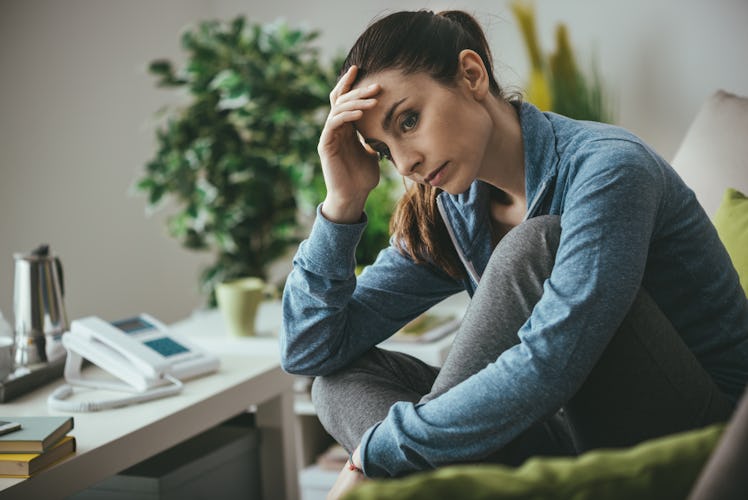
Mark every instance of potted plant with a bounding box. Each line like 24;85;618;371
136;16;397;303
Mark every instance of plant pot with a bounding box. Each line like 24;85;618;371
215;277;266;337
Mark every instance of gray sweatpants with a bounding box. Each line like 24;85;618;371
312;216;733;467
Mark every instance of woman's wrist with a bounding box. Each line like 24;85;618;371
321;195;368;224
348;446;363;473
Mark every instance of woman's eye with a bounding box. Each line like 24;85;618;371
401;112;418;132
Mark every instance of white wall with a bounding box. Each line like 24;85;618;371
1;0;747;324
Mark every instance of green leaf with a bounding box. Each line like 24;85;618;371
148;185;166;206
148;59;172;77
209;69;242;92
135;177;157;192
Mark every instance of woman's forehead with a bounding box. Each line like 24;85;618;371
363;67;434;86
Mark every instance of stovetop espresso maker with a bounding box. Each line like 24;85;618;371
13;244;68;367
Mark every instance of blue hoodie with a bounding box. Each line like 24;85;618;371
281;102;748;477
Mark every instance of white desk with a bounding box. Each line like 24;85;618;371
0;346;299;499
0;294;467;500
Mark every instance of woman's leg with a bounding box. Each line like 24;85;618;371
423;215;562;400
425;214;732;457
423;215;574;463
313;215;567;460
311;348;439;453
565;287;734;451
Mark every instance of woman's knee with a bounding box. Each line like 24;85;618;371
481;215;561;287
311;348;437;409
310;372;355;438
499;215;561;260
310;370;351;419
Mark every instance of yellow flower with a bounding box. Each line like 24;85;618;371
528;68;552;111
510;0;552;110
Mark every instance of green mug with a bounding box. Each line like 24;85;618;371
215;277;266;337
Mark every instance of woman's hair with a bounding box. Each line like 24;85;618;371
342;10;510;279
341;10;501;96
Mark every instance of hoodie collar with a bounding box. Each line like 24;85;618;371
519;102;560;217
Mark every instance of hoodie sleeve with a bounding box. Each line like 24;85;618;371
281;204;463;376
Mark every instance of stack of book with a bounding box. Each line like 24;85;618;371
0;416;76;478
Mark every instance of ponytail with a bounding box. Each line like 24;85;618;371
390;183;464;279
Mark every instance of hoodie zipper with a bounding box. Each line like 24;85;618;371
437;195;481;286
525;178;551;220
437;177;552;287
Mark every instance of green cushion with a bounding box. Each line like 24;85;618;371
344;424;724;500
714;188;748;297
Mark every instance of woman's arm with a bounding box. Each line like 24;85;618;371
281;210;463;376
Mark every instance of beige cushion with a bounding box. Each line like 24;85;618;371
671;90;748;218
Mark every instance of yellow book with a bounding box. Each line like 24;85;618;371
0;436;76;477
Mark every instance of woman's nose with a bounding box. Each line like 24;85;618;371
392;147;423;177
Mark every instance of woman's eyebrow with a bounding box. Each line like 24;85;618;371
382;97;407;131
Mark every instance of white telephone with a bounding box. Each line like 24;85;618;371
47;313;219;412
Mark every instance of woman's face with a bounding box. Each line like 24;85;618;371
353;69;494;195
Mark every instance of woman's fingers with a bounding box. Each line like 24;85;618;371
325;91;379;137
334;83;380;108
325;109;364;131
320;67;382;159
330;98;377;119
330;66;380;106
326;66;380;139
329;65;359;104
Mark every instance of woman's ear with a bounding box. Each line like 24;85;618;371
458;49;489;100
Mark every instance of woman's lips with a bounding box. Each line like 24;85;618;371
426;162;448;187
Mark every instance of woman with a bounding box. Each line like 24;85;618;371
280;9;748;497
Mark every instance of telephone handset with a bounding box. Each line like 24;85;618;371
47;314;220;412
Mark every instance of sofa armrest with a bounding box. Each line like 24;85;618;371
688;386;748;500
671;90;748;218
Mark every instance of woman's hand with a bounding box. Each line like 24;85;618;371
319;65;382;223
326;446;367;500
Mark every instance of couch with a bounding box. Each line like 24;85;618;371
343;89;748;500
